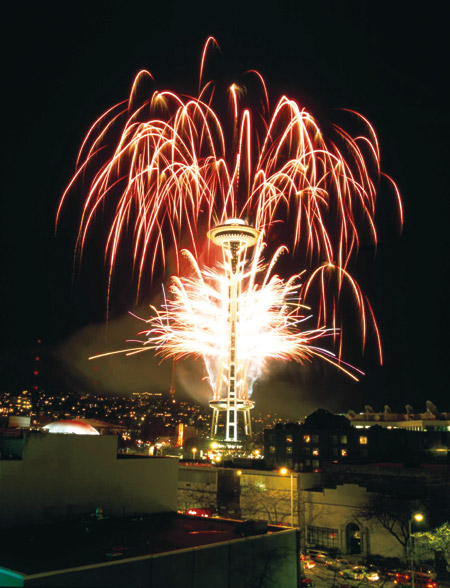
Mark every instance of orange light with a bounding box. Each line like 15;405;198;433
176;423;184;447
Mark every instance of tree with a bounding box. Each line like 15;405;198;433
240;478;297;525
415;522;450;574
355;494;423;555
177;483;217;513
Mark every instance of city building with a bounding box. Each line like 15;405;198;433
0;431;178;527
178;464;241;518
345;406;450;431
0;431;300;587
0;513;299;588
264;409;450;471
177;461;450;560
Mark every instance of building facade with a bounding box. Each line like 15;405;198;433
0;431;178;527
177;462;450;560
264;409;450;471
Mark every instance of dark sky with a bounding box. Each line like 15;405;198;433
2;1;449;416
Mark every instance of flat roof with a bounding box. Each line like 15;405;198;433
0;513;286;576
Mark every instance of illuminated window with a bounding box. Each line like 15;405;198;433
341;448;347;456
286;446;293;454
303;435;311;443
312;448;319;456
307;525;338;548
359;436;368;444
340;435;348;444
269;446;276;454
286;434;293;443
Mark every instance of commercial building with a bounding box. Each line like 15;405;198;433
0;431;300;587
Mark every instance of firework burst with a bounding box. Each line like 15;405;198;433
59;38;402;436
103;239;360;379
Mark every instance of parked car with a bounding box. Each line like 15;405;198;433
366;569;380;582
416;566;437;581
383;568;405;580
308;549;328;564
340;567;366;580
393;571;438;588
326;559;343;571
300;553;316;569
300;557;316;570
328;558;350;570
300;578;315;588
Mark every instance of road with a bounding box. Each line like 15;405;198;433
303;563;395;588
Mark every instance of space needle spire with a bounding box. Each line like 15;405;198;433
207;219;260;442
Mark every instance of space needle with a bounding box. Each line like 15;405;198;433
207;219;260;442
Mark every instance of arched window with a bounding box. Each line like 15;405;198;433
346;522;361;554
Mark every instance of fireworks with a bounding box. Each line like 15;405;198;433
59;38;402;439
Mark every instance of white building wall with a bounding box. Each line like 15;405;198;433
301;483;404;558
0;432;178;527
175;466;408;559
177;465;218;512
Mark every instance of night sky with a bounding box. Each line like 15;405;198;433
2;1;449;417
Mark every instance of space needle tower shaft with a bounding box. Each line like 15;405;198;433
208;219;260;442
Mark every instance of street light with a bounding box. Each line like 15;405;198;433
409;513;424;588
192;447;197;460
280;467;294;526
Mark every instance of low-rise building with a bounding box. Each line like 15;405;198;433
0;431;178;527
177;462;450;560
0;513;299;588
0;431;300;587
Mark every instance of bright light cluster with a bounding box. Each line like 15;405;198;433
103;239;362;388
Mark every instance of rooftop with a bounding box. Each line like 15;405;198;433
0;513;287;576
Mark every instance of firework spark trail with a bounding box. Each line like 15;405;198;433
93;240;364;391
61;38;402;392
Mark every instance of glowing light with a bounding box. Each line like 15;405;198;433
42;420;99;435
94;241;361;380
176;423;184;447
